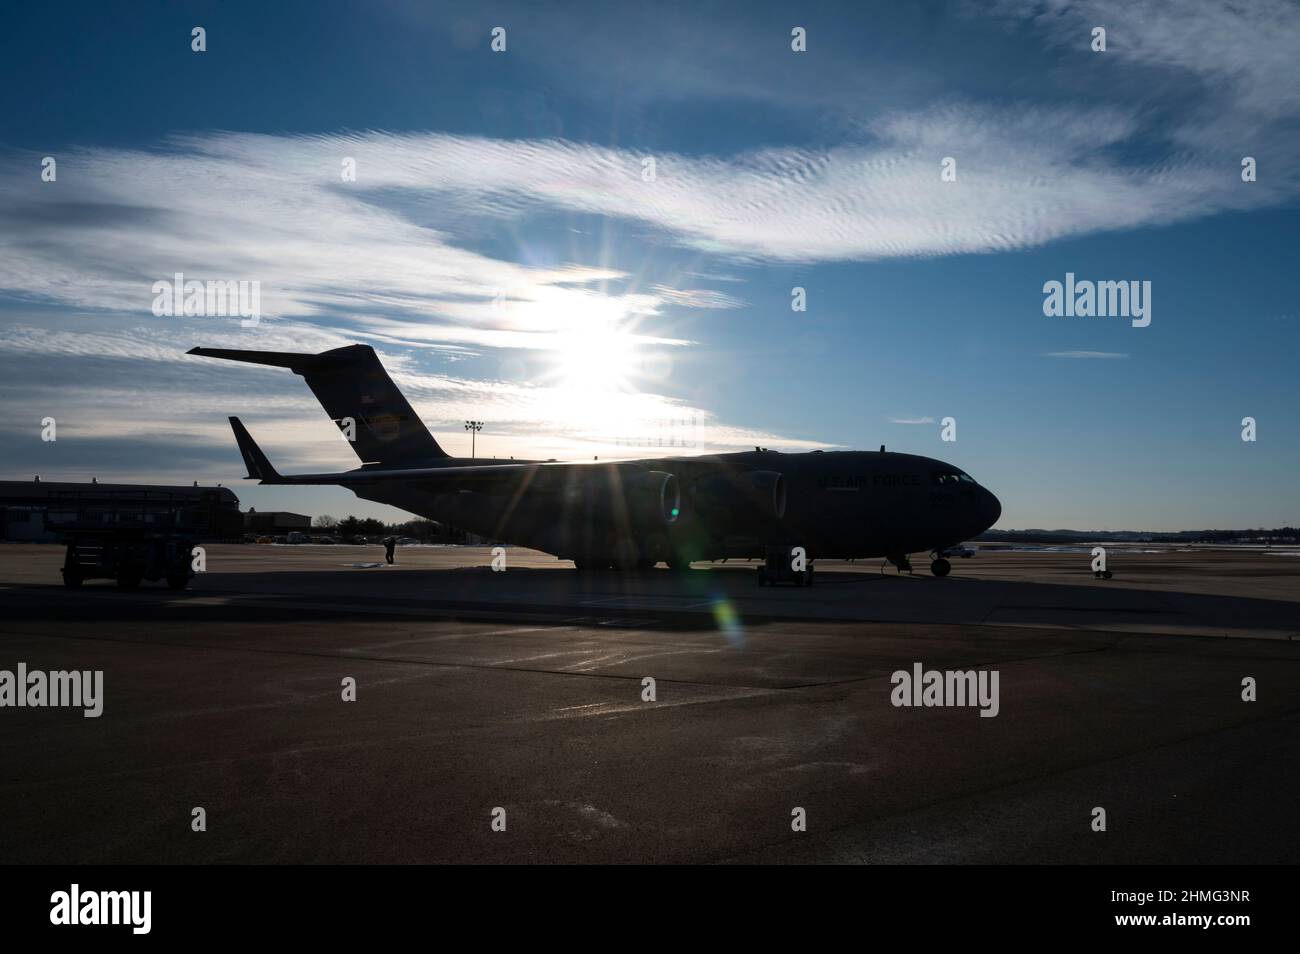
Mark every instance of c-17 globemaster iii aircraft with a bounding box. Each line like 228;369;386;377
189;344;1001;579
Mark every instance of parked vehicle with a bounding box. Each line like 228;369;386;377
756;544;814;587
45;489;198;590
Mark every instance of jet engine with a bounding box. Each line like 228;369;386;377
627;470;681;527
568;469;680;529
694;469;786;520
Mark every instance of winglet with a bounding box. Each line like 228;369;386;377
229;416;282;483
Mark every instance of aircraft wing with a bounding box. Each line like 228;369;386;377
227;416;627;489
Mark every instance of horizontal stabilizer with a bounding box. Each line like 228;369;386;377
187;348;325;371
189;344;448;466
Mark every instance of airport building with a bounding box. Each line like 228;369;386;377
243;509;312;533
0;480;243;542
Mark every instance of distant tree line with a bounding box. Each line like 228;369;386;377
312;515;477;543
977;527;1300;545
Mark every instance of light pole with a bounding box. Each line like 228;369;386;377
464;420;483;458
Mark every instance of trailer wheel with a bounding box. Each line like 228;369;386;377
116;571;142;590
166;574;189;591
62;570;83;589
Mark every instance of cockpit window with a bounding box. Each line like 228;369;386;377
932;471;977;486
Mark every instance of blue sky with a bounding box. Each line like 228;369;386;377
2;0;1298;529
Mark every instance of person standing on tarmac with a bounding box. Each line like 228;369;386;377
383;536;397;565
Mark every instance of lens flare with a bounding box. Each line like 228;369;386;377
711;597;744;646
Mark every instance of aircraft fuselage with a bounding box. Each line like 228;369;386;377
348;448;1001;566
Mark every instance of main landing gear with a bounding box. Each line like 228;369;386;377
925;550;952;576
887;553;913;574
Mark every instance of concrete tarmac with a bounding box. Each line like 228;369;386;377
0;543;1297;863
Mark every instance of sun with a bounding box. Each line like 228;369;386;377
521;288;671;442
550;324;638;394
539;289;644;395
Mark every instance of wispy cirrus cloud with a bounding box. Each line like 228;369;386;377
5;45;1298;336
165;114;1288;267
651;285;746;309
997;0;1300;127
1043;351;1129;359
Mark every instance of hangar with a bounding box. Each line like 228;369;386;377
0;480;243;543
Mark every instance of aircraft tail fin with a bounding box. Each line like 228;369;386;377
189;345;448;465
228;416;283;483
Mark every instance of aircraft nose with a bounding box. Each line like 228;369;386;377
980;487;1002;530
